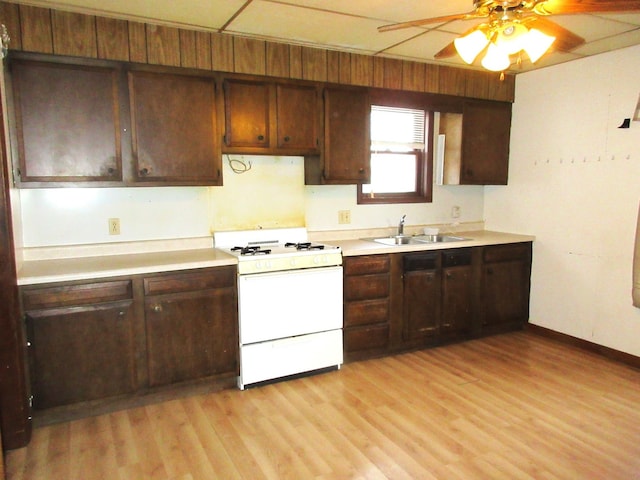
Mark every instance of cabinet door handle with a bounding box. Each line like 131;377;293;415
152;304;163;312
358;168;365;174
283;136;290;142
257;134;265;141
107;167;115;176
139;167;149;176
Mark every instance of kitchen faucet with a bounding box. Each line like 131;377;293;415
398;214;406;236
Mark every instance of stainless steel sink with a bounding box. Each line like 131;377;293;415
365;234;470;246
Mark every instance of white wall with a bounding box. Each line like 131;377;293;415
485;45;640;356
17;156;484;247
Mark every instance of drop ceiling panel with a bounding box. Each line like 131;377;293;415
228;1;421;53
262;0;476;24
552;14;640;42
19;0;248;29
573;28;640;55
382;30;463;64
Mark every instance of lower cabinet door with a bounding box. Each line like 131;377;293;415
27;300;136;409
403;269;441;340
482;260;530;328
441;265;473;335
145;288;237;387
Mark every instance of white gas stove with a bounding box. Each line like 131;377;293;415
215;227;342;274
214;228;344;389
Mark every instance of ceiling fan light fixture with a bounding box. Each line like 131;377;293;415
481;42;511;71
454;29;489;64
495;22;528;54
523;28;556;63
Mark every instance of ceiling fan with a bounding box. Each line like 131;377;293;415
378;0;640;72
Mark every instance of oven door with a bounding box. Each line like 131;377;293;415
238;265;343;345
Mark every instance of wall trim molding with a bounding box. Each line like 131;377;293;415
526;323;640;370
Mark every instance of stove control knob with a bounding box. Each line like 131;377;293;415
290;258;297;268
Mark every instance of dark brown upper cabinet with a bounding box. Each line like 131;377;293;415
8;55;223;188
128;69;221;186
222;78;320;155
460;100;511;185
322;87;370;184
9;59;124;186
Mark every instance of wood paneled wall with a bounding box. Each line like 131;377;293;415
0;1;515;102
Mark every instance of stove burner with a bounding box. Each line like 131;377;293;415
231;246;272;256
285;242;325;251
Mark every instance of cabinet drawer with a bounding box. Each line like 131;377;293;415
345;274;389;301
442;248;472;267
22;280;132;310
344;255;390;275
403;252;438;271
344;324;389;352
144;267;236;296
483;243;530;263
345;299;389;327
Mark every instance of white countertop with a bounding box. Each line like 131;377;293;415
17;230;534;285
18;248;237;285
331;230;535;256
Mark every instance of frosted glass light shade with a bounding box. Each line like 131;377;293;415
454;30;489;64
523;28;556;62
481;42;511;71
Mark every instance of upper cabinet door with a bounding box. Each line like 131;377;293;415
461;100;511;185
223;79;270;148
10;60;123;185
276;84;319;150
128;70;221;185
223;78;321;155
323;87;370;184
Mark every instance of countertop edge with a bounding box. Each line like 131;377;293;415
17;230;534;285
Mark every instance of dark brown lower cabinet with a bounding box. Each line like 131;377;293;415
343;255;391;357
403;252;441;340
145;289;237;386
441;249;474;337
402;249;474;342
23;280;137;409
481;242;532;332
351;243;529;360
143;267;238;387
21;266;239;415
27;301;137;409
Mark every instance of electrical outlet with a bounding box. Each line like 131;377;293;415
338;210;351;224
108;218;120;235
451;206;461;218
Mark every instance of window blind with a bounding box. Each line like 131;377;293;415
371;105;426;151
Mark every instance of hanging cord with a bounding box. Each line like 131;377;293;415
226;154;252;174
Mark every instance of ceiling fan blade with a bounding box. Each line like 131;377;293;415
525;16;586;52
536;0;640;15
434;41;459;59
378;10;481;33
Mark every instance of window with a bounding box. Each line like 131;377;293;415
358;105;433;204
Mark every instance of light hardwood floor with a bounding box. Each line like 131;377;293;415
6;331;640;480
